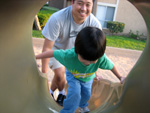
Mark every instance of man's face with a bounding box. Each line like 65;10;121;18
72;0;93;24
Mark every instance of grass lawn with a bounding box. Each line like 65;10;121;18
32;30;44;38
106;35;146;51
32;30;146;51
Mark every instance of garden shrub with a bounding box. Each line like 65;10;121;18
129;30;145;40
37;6;59;28
37;13;51;28
107;21;125;34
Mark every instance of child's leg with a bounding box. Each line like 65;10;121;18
60;69;81;113
79;79;93;108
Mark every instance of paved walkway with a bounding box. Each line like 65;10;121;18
32;38;142;83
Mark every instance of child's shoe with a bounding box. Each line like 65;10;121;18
79;107;90;113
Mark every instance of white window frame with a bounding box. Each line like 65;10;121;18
96;0;119;28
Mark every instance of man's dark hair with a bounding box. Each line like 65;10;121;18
75;26;106;61
72;0;95;3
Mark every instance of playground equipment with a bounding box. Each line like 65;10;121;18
0;0;150;113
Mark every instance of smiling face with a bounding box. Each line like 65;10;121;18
78;54;98;66
72;0;93;24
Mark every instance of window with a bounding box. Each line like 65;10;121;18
96;2;119;28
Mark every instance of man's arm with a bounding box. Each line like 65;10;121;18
41;38;54;73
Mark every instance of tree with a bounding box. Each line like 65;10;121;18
33;15;41;30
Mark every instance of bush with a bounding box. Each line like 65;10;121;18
37;6;59;28
37;13;51;28
107;21;125;34
129;30;145;40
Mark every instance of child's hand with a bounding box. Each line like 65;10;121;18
120;76;126;84
94;75;103;81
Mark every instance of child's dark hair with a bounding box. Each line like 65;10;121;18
75;27;106;61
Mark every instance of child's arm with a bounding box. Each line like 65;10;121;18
36;50;54;59
111;65;125;84
94;71;103;81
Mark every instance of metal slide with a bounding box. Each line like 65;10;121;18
0;0;150;113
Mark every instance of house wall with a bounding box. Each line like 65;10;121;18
95;0;147;36
116;0;147;35
99;0;117;4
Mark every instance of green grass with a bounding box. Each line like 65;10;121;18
38;9;56;15
106;35;146;51
32;30;44;38
41;6;59;12
32;30;146;51
39;6;59;15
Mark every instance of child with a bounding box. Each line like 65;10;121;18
36;27;125;113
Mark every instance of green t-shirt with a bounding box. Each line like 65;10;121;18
54;48;114;82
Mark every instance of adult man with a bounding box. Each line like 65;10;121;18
41;0;102;106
